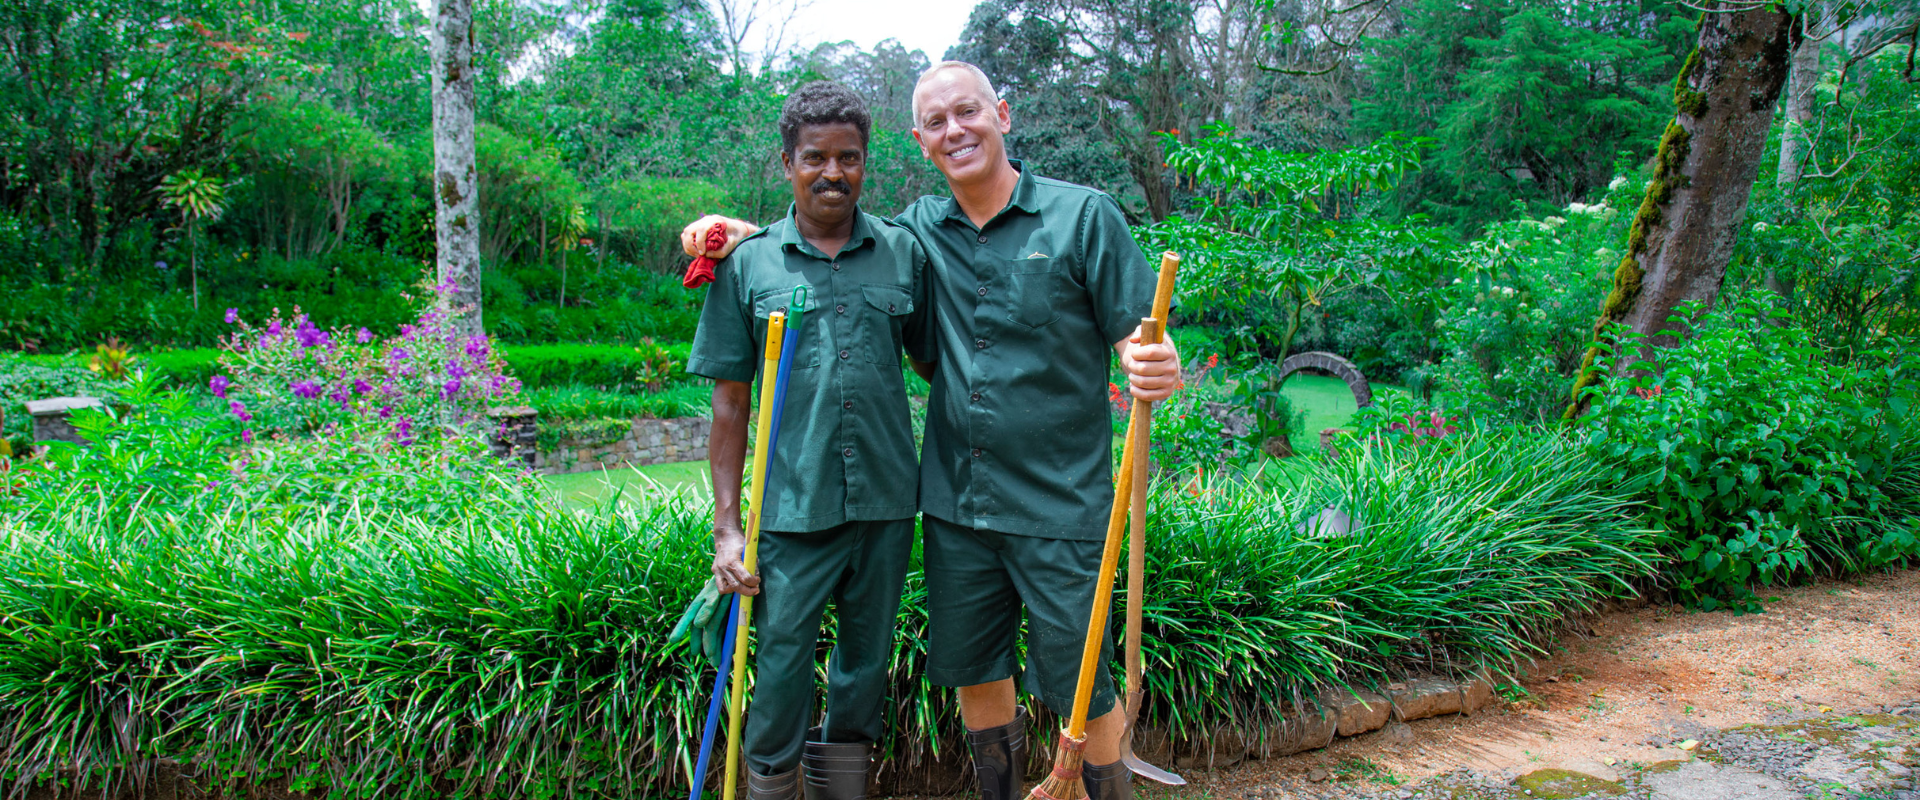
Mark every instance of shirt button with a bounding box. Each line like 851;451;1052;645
977;286;988;296
888;303;896;312
838;349;850;360
843;400;853;410
831;262;841;271
970;392;982;403
843;447;854;458
971;448;983;458
976;235;988;244
975;338;986;349
836;304;846;314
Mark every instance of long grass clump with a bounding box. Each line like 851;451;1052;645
0;413;1660;798
1131;432;1660;741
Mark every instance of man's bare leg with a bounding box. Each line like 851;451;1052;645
960;680;1127;764
958;678;1018;730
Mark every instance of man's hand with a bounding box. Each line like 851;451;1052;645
1116;324;1182;403
712;523;760;596
681;215;760;260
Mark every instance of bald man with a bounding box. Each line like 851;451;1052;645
684;63;1181;800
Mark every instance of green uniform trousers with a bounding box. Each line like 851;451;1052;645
744;518;913;775
920;514;1116;719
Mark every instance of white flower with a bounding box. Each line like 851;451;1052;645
1544;216;1567;227
1609;176;1629;191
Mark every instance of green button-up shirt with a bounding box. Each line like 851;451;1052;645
900;162;1154;541
687;207;934;532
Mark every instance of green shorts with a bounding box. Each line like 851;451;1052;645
922;514;1116;719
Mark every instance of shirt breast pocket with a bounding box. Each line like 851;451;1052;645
861;284;913;365
1006;257;1061;329
752;288;820;368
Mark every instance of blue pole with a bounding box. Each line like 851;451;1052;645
690;599;740;800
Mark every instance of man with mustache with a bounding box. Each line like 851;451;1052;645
686;80;934;800
685;62;1182;800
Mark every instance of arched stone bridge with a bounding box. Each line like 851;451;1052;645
1278;351;1373;408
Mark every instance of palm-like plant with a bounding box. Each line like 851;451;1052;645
158;169;228;310
554;201;588;309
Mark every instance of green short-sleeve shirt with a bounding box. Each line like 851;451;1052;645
686;206;935;532
898;162;1154;541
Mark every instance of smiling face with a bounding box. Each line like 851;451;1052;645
911;66;1012;188
782;122;866;231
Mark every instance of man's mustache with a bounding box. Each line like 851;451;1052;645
811;178;853;196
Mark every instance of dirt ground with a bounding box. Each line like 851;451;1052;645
1144;567;1919;797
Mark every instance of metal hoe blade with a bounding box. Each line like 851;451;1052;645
1120;688;1185;785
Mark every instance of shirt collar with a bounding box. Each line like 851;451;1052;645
779;203;877;260
943;159;1038;227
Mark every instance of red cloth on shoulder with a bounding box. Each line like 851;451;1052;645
682;223;729;288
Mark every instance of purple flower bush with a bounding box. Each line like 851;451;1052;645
211;279;521;447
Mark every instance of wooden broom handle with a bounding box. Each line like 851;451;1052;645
1064;251;1179;738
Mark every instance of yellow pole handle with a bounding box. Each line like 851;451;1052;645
723;312;785;800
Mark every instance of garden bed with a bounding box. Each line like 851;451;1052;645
0;418;1660;800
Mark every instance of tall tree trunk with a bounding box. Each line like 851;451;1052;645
432;0;483;338
1566;9;1800;419
1777;19;1821;186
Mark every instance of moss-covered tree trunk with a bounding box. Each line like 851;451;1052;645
432;0;483;338
1566;9;1800;418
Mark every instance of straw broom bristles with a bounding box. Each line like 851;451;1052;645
1028;732;1089;800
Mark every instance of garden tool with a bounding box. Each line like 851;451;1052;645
723;286;811;800
1028;253;1180;800
691;603;740;800
1119;255;1185;786
692;287;809;800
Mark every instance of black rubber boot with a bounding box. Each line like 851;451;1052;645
749;767;801;800
965;706;1028;800
1081;760;1133;800
802;727;873;800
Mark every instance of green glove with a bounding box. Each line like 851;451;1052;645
700;602;729;669
670;578;722;648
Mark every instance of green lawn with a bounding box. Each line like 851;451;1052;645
1279;373;1409;454
544;461;712;508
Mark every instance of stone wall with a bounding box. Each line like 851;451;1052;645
536;416;710;475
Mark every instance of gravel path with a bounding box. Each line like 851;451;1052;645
1133;569;1919;800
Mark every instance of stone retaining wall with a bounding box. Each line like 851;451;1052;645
537;417;710;475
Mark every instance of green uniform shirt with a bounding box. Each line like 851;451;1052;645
899;162;1154;541
687;207;934;532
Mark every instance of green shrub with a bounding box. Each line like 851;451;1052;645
140;348;224;389
0;395;1658;799
502;343;697;390
524;384;710;423
1579;297;1920;610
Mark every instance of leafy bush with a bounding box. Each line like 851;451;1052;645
141;348;224;389
1434;180;1630;424
0;394;1659;800
1579;297;1920;610
215;293;522;446
501;342;697;390
524;384;710;423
